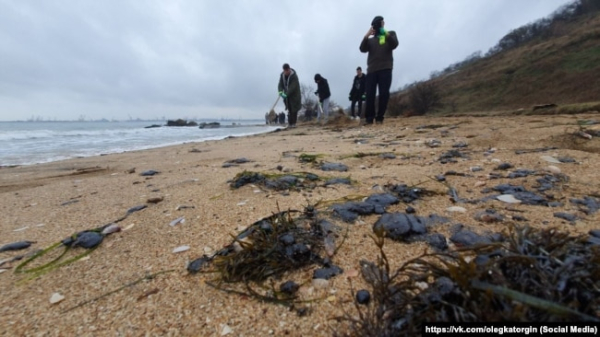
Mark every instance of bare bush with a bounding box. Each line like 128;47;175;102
408;82;443;115
386;93;409;117
300;83;317;110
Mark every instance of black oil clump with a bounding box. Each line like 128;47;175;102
330;193;399;223
335;225;600;336
229;171;320;191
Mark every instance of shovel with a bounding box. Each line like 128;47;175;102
269;95;281;113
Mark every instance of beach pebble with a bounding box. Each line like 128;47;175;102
474;209;504;223
547;165;561;174
187;256;212;273
146;197;164;204
0;269;8;274
321;163;348;172
415;282;429;290
474;181;486;187
313;265;344;280
496;194;521;204
344;269;359;278
0;241;35;252
101;224;121;235
312;278;330;289
172;245;190;253
447;206;467;213
50;293;65;304
127;205;147;214
355;290;371;305
280;281;300;295
169;217;185;227
541;156;561;164
220;324;233;336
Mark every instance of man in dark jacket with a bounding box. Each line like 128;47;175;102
348;66;366;119
359;16;398;125
278;63;301;128
314;74;331;121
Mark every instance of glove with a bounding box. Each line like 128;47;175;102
361;94;366;100
379;27;386;35
279;91;287;99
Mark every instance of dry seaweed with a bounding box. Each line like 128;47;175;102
299;153;324;163
212;210;323;283
14;223;124;283
63;270;174;313
339;152;385;159
189;202;346;307
335;224;600;336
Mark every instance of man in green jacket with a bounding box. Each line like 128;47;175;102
278;63;301;128
360;16;399;125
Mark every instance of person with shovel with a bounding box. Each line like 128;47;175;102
278;63;301;128
314;73;331;122
360;15;398;125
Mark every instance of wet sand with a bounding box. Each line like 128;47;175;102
1;113;599;336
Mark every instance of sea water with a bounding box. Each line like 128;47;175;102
0;120;279;166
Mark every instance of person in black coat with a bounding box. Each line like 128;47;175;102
348;66;366;119
279;111;286;124
314;74;331;121
360;16;398;124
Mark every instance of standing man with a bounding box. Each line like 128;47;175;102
359;15;398;125
348;66;366;119
278;63;301;128
314;74;331;121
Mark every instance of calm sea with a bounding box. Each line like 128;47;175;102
0;120;279;166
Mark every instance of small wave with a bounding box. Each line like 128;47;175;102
0;122;278;166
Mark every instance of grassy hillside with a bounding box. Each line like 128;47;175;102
391;6;600;116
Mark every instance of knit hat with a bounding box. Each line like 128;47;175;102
371;16;383;28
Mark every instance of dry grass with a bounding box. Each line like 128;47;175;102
390;12;600;117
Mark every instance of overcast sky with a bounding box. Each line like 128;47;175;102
0;0;570;121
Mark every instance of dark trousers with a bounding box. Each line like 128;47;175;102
350;99;363;118
285;98;298;125
283;98;296;125
365;69;392;123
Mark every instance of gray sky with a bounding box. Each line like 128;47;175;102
0;0;570;121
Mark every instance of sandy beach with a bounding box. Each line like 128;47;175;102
1;113;600;336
